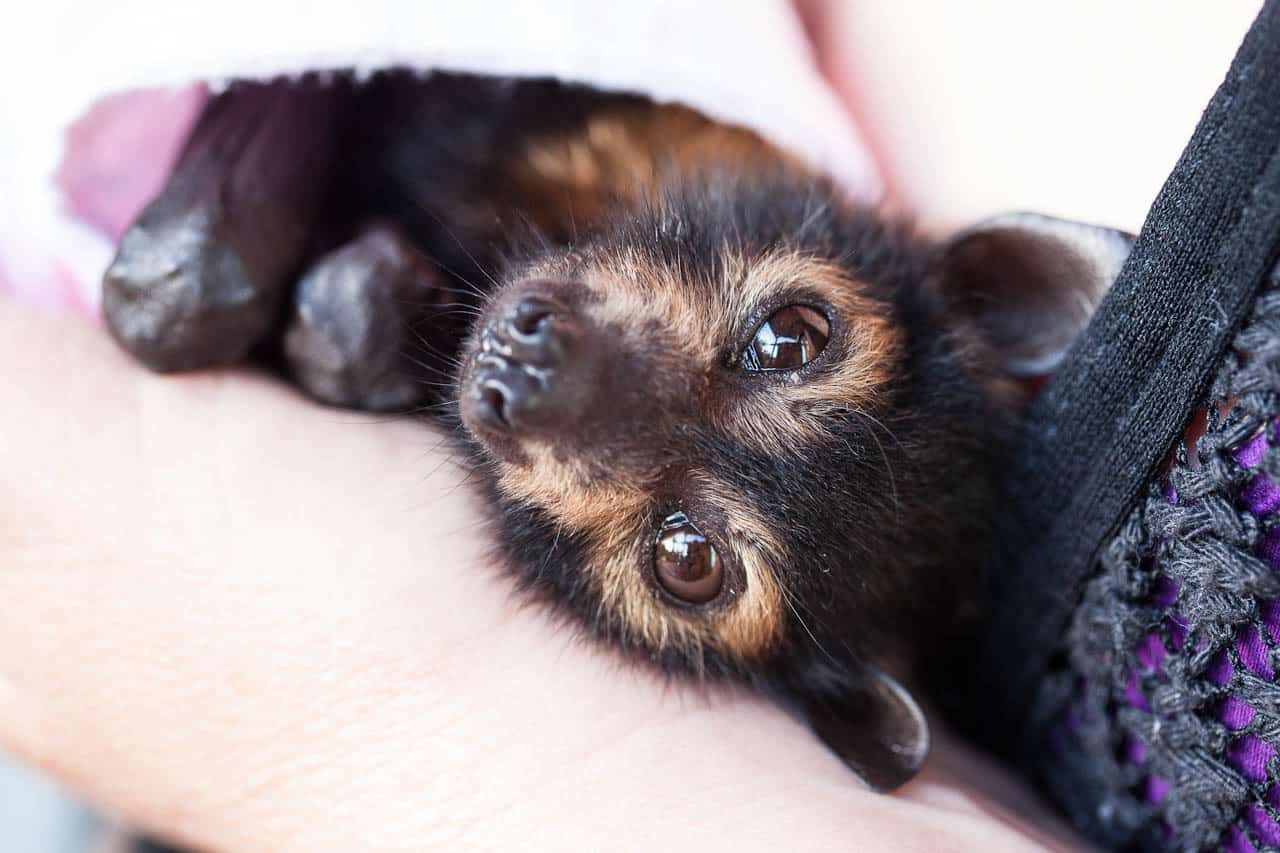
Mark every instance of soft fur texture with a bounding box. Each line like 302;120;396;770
305;76;1008;700
96;74;1053;791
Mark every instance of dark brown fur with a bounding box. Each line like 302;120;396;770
328;73;1008;701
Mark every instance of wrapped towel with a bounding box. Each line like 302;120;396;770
0;0;881;317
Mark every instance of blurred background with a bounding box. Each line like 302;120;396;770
802;0;1262;233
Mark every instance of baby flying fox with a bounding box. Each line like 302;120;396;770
103;72;1133;791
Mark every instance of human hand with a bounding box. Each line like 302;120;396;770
0;301;1080;851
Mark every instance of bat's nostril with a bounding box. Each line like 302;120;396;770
495;292;579;368
476;382;512;430
511;296;560;337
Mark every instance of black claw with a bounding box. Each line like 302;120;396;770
102;77;349;372
284;223;451;411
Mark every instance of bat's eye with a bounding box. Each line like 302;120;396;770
742;305;830;371
654;511;723;604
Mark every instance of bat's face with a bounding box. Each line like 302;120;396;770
455;176;1132;790
461;234;908;672
457;175;981;691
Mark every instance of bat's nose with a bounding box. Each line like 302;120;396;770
466;285;596;435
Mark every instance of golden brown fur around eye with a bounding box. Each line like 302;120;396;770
492;437;790;663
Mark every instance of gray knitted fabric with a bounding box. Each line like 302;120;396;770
1030;274;1280;851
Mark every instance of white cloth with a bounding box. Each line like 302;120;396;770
0;0;880;312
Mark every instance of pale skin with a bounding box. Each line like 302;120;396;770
1;301;1082;852
0;3;1260;849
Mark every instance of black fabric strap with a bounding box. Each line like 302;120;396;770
974;0;1280;753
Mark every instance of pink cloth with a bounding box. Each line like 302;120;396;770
0;0;881;319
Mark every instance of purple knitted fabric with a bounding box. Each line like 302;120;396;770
1035;284;1280;850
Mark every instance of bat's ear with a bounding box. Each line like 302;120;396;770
804;669;929;793
934;213;1134;376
